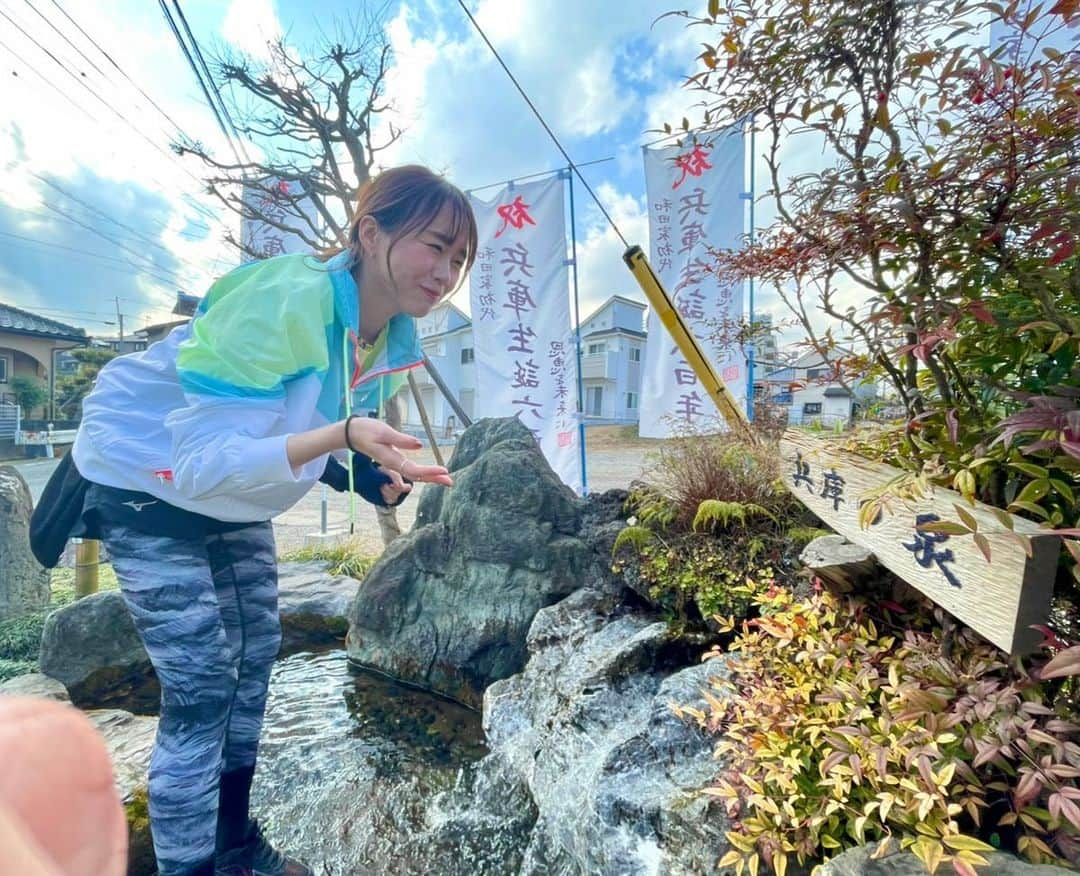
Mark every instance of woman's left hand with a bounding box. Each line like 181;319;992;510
346;418;454;487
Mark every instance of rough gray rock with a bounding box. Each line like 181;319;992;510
0;671;70;701
799;534;879;592
86;708;157;804
276;561;360;655
0;465;49;621
819;845;1073;876
347;417;596;708
37;589;148;706
476;585;732;875
88;708;158;876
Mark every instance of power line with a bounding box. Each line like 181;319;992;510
0;4;193;180
26;202;193;287
159;0;244;167
455;0;628;248
0;229;185;288
45;0;195;144
0;1;229;201
32;173;224;270
2;3;236;249
0;31;98;124
170;0;251;164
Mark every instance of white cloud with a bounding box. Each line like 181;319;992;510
221;0;284;62
575;182;649;318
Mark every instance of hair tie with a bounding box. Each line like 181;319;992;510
344;413;364;454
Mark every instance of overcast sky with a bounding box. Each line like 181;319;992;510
2;0;756;339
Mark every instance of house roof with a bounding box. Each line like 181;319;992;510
0;303;86;342
580;295;646;329
824;386;853;398
788;345;856;370
583;327;647;340
136;318;189;338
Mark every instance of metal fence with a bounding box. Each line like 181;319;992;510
0;403;19;440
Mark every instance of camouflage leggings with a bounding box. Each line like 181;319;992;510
100;522;280;875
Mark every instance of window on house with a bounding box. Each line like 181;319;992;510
628;347;641;362
0;358;8;383
806;368;827;380
803;402;823;415
461;347;474;364
626;392;638;409
586;386;603;416
587;342;606;355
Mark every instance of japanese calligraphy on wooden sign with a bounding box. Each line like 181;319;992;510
780;430;1062;655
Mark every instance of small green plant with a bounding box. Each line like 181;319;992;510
615;435;820;631
279;540;377;579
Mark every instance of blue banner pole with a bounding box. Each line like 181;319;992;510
743;118;757;421
565;167;589;495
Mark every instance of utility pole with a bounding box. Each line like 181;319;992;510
114;296;124;343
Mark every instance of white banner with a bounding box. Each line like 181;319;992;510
240;177;318;261
639;127;747;438
468;177;583;493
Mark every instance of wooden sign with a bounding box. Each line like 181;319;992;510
779;430;1062;655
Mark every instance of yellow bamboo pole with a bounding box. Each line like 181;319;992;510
623;245;757;444
74;538;99;598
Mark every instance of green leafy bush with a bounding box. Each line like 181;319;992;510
682;585;1080;875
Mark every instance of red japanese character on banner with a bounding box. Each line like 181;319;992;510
671;145;713;190
494;195;537;238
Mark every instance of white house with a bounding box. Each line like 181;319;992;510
400;301;474;435
762;348;877;427
398;295;648;432
578;296;647;423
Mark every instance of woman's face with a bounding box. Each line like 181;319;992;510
367;202;470;318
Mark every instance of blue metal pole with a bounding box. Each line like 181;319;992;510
744;118;757;421
566;167;589;495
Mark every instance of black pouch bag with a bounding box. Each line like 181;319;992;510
29;452;95;568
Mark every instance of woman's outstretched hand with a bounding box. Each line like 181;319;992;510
345;418;454;487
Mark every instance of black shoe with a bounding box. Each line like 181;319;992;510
215;821;313;876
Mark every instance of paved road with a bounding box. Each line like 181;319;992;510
7;440;658;556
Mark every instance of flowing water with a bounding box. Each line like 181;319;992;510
247;649;535;875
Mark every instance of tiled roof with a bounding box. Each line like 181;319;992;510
0;303;86;340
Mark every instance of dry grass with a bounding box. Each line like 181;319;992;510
583;424;663;449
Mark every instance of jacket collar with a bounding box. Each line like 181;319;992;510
324;250;422;386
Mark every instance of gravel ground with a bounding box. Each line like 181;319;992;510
272;434;663;555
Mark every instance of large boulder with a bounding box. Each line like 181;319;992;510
476;584;733;874
37;590;152;709
346;417;597;708
0;465;49;621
